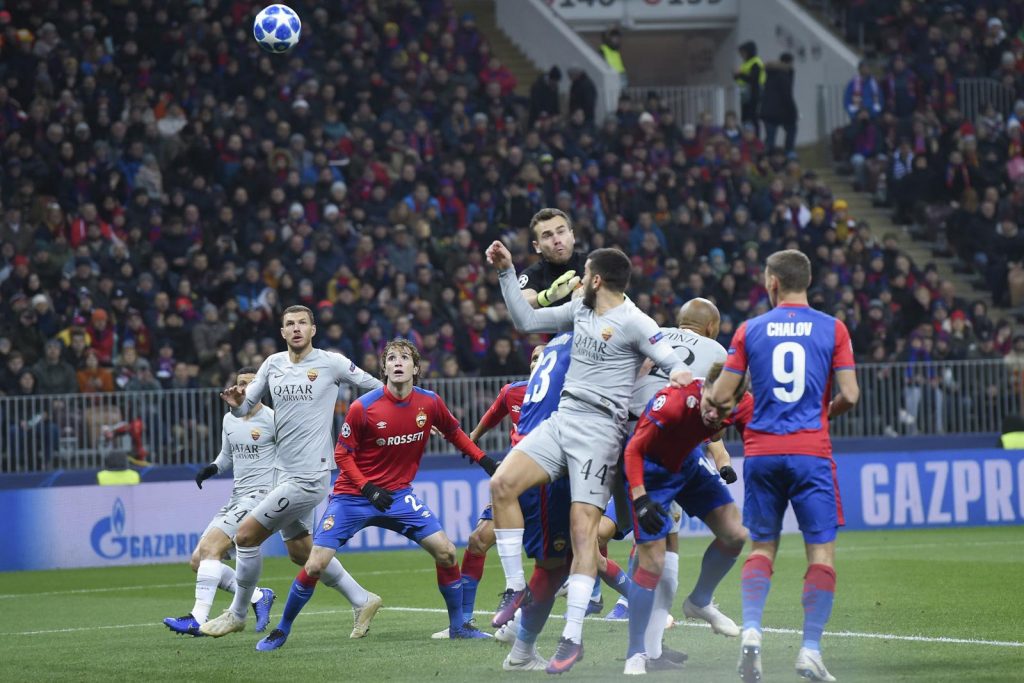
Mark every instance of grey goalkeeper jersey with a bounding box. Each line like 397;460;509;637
212;406;277;497
629;327;728;417
233;348;383;473
499;267;685;422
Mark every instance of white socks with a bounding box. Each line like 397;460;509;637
645;551;679;659
322;557;369;607
562;573;595;644
510;638;537;661
218;563;236;593
228;545;262;619
192;560;221;623
495;528;526;591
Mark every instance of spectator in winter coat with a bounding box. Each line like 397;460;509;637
760;53;798;155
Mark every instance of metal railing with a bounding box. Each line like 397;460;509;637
2;360;1022;472
956;78;1016;122
624;85;741;130
816;82;848;150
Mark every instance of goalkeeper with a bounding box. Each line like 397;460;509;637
517;208;585;309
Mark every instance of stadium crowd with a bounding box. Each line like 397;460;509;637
0;0;1016;414
832;0;1024;313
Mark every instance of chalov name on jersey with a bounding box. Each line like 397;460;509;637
765;321;813;337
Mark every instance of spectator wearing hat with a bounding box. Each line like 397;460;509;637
32;339;78;395
568;66;597;124
11;301;45;365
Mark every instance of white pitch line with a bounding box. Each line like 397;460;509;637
0;568;433;600
4;606;1022;648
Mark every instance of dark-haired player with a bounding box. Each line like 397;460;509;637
709;250;859;683
256;340;498;650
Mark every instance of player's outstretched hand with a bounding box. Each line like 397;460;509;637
485;240;512;270
538;270;581;307
220;384;246;408
633;494;669;535
668;368;694;388
477;455;498;476
719;465;737;485
361;482;394;512
195;464;218;489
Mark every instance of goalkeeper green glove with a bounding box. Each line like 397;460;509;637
537;270;581;307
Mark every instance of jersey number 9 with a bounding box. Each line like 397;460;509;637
771;342;806;403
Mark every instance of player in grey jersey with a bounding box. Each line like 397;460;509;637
163;367;278;637
486;241;692;672
202;306;385;640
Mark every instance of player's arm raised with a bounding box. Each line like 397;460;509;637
434;394;498;475
469;384;511;443
223;359;269;416
489;240;576;334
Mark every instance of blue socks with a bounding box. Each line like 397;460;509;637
627;567;660;657
740;554;773;632
689;539;740;607
801;564;837;651
277;569;318;635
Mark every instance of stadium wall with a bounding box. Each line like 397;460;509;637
736;0;859;144
3;448;1022;571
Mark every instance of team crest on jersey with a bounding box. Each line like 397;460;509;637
648;331;664;345
250;428;261;441
511;405;520;413
376;421;387;430
553;536;567;552
601;327;613;341
672;508;682;524
307;369;319;382
341;422;351;438
322;515;334;531
652;395;667;411
376;438;386;446
416;408;428;428
518;273;529;288
686;395;698;409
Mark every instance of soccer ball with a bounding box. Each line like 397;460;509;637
253;4;301;53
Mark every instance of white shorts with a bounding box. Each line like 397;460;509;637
250;471;330;541
669;501;683;535
515;397;626;508
203;491;265;540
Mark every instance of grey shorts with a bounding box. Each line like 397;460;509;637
250;471;330;541
203;491;266;541
515;398;626;508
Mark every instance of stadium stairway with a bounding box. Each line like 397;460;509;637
815;166;1007;317
453;0;540;98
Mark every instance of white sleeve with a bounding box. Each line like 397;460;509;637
231;357;269;417
636;313;685;376
499;268;576;333
212;421;232;473
331;351;384;393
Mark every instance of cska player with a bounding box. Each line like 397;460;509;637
708;249;859;683
622;362;753;674
257;341;499;650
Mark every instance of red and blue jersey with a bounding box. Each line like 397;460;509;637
724;303;854;458
477;381;527;444
624;380;753;487
333;386;484;495
517;332;573;440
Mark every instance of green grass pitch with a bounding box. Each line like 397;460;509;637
3;526;1022;681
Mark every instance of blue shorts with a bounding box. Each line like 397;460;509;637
474;483;572;560
313;488;443;549
631;450;734;544
602;497;631;541
742;455;843;544
522;478;572;561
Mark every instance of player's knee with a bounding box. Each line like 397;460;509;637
287;548;307;566
489;473;515;503
189;554;201;572
435;542;457;568
721;524;748;551
234;529;257;548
